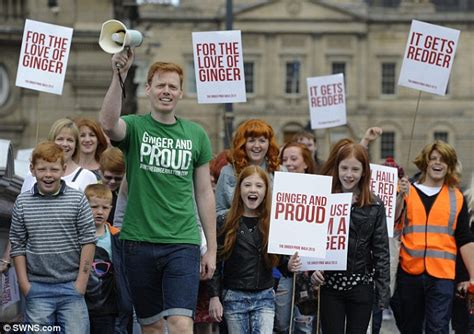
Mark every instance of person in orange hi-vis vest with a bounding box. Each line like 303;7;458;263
395;140;474;334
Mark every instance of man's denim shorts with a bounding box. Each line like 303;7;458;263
123;241;200;325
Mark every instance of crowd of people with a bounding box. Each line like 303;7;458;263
1;47;474;334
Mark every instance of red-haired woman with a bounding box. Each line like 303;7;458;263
208;165;299;333
215;119;282;216
311;141;390;333
75;117;108;179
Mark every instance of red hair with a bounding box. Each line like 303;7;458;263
229;119;280;175
219;165;279;267
320;138;355;176
74;117;108;162
210;150;229;181
31;141;65;166
279;142;317;174
147;62;184;89
323;140;373;207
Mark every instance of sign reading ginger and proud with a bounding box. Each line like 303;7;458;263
16;19;73;95
307;74;346;129
268;172;334;258
192;30;246;104
398;20;460;96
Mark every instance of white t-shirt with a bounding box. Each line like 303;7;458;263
21;166;97;193
413;182;442;197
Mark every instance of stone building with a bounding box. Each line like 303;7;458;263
0;0;473;183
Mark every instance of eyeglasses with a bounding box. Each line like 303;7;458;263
102;175;123;182
92;261;112;277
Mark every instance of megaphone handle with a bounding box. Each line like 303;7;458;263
116;67;126;99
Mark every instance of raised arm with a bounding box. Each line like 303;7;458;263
99;48;134;142
360;127;383;148
194;163;217;280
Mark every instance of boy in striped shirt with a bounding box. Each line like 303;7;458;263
10;141;96;333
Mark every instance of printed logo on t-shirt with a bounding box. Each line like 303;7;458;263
139;131;193;176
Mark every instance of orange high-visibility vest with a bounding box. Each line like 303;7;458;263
400;184;463;279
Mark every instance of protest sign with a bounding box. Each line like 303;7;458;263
268;172;332;258
192;30;246;104
398;20;460;96
370;164;398;237
307;74;346;129
300;192;352;271
15;19;73;95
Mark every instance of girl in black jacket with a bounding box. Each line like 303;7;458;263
311;141;390;333
208;165;299;333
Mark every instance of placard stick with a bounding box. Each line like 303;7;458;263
326;128;332;155
406;91;422;168
35;98;40;144
316;288;321;334
289;272;296;334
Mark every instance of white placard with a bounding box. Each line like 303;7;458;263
398;20;460;96
268;172;333;258
300;192;353;271
15;19;73;95
307;74;346;129
369;164;398;238
192;30;246;104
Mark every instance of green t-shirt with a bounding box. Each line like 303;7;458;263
117;114;212;245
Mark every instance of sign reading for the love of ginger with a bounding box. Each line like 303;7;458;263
192;30;246;104
16;19;73;95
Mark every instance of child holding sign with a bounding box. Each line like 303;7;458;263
311;141;390;333
208;165;300;333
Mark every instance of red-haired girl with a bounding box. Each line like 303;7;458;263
208;165;299;333
311;141;390;333
215;119;281;216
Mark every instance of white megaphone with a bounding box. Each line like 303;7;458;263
99;19;143;54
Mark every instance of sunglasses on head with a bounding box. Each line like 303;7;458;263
92;261;112;277
103;175;123;182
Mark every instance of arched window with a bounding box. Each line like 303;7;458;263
0;65;10;107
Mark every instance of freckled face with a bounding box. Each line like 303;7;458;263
30;158;66;195
245;136;269;166
338;155;363;192
282;146;307;174
240;173;266;217
145;71;183;114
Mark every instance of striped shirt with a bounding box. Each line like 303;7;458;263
10;181;96;283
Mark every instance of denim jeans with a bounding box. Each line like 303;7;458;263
397;269;454;334
274;276;292;332
274;276;315;334
293;307;314;334
123;241;200;325
223;288;275;334
25;281;89;334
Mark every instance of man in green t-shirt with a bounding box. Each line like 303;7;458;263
100;48;216;334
